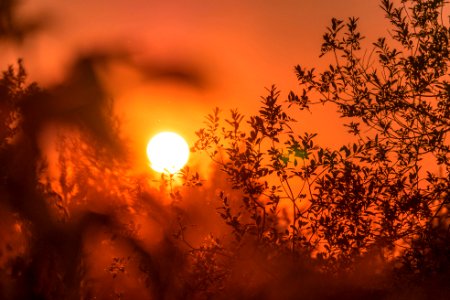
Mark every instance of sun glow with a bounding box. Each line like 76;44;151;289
146;132;190;173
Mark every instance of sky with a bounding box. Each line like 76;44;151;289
3;0;388;172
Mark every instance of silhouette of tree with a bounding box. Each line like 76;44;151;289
194;0;450;277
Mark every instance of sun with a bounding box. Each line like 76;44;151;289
146;132;190;173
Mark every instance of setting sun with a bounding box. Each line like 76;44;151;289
146;132;190;173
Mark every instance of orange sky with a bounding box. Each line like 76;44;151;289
3;0;389;172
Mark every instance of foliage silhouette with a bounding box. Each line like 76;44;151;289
193;0;450;280
1;0;450;299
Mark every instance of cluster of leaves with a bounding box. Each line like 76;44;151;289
183;234;229;297
193;0;450;277
0;60;38;148
193;90;318;255
295;0;450;271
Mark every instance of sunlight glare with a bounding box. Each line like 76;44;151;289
146;132;190;173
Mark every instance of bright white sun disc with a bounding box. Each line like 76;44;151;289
147;132;190;173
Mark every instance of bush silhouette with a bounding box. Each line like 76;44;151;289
193;0;450;290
